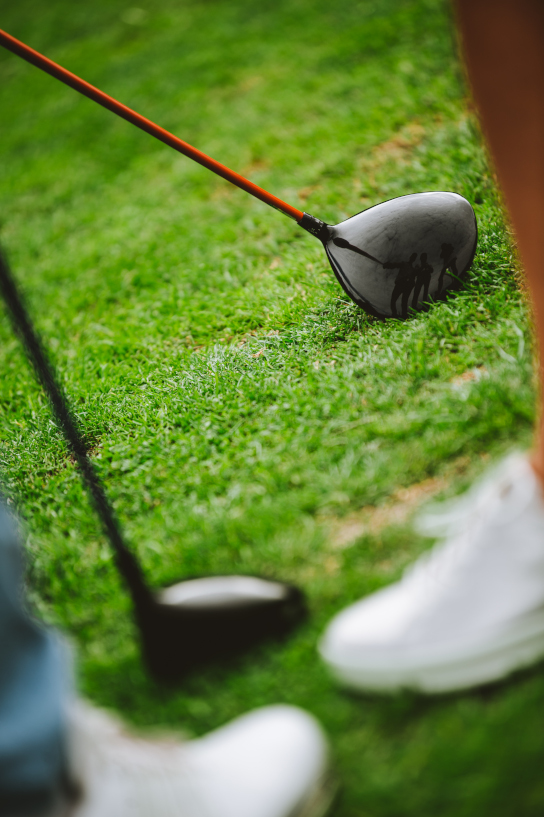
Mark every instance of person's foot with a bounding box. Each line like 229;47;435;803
64;700;333;817
319;453;544;694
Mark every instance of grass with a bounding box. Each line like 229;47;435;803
0;0;542;813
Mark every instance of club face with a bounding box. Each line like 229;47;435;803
136;575;307;682
157;575;291;608
324;192;477;319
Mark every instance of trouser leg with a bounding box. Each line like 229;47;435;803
0;501;71;816
456;0;544;477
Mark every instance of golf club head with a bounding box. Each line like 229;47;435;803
301;192;477;319
135;575;306;682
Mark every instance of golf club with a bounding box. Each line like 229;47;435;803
0;28;478;319
0;250;306;683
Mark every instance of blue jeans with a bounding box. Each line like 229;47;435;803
0;502;69;815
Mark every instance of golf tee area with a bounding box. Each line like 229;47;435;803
0;0;541;814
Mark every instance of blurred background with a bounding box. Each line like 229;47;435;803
0;0;542;814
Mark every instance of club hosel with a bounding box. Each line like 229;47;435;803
298;212;333;243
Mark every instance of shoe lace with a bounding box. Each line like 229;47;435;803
414;454;527;539
406;455;530;587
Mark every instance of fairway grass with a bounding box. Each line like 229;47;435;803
0;0;542;814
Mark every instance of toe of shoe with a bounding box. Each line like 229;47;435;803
188;705;329;817
318;587;418;692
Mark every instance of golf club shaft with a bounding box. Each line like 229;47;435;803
0;251;152;609
0;28;304;222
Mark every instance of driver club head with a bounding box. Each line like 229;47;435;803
302;192;477;319
134;575;307;682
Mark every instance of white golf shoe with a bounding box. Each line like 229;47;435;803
319;453;544;694
64;700;333;817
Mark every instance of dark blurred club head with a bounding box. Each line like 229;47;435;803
136;575;307;682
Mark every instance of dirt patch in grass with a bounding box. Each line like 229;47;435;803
321;455;474;550
368;120;426;166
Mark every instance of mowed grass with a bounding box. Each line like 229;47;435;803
0;0;542;813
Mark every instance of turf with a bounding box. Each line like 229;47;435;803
0;0;542;813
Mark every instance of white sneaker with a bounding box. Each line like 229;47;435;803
64;700;333;817
319;453;544;694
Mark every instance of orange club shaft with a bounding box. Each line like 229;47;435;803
0;27;304;222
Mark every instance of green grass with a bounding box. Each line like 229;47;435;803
0;0;542;813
